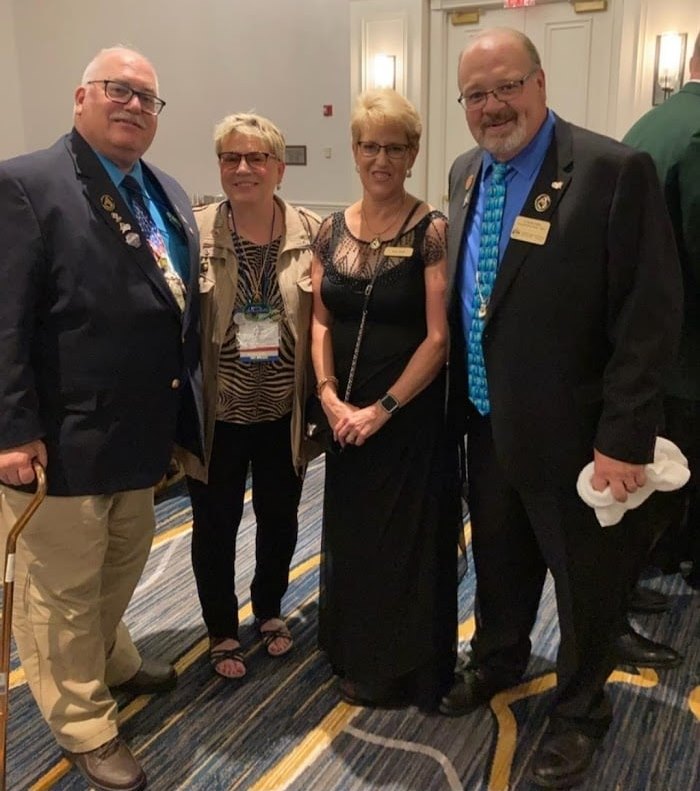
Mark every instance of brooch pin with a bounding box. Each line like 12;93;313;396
125;232;141;248
463;174;475;208
101;195;116;212
551;181;563;190
534;194;551;212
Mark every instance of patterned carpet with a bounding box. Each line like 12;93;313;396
2;456;698;790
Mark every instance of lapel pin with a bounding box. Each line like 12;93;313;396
125;232;141;248
101;195;116;212
462;174;475;208
534;194;551;212
119;222;131;233
551;181;563;190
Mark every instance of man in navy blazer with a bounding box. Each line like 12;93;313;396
0;47;203;791
440;29;682;789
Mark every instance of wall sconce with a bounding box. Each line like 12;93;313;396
653;32;687;105
372;54;396;90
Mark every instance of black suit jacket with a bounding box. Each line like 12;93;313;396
0;129;204;495
447;115;682;490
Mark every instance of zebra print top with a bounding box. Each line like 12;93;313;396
216;234;295;424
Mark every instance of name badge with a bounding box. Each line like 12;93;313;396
510;216;551;246
384;246;413;258
234;310;280;363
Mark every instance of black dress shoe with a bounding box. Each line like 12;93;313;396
628;584;670;614
615;628;682;669
438;667;512;717
66;736;146;791
528;729;600;789
113;657;177;695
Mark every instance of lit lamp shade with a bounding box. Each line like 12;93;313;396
653;32;687;105
372;54;396;90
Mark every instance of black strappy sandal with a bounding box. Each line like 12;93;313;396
209;637;246;679
256;618;293;657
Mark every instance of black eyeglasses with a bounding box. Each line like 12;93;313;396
357;141;411;160
217;151;277;169
87;80;166;116
458;69;538;111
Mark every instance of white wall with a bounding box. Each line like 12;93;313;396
7;0;353;207
0;0;25;159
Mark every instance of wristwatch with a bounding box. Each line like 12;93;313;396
379;392;401;415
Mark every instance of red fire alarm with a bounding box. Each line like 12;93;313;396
323;104;333;117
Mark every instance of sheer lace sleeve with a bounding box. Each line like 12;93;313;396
422;211;448;266
312;213;337;267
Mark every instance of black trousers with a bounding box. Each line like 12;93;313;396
187;415;303;639
466;410;658;737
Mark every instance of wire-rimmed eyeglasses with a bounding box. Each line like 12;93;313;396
458;69;538;111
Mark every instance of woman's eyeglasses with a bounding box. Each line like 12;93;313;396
357;141;411;160
218;151;277;169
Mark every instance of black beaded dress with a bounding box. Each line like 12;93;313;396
314;208;461;707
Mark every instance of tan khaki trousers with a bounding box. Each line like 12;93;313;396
0;486;155;752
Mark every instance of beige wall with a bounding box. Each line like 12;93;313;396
5;0;353;209
3;0;700;206
0;0;25;159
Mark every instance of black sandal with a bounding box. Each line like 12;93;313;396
209;638;246;679
256;618;293;657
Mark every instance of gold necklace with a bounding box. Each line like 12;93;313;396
361;196;406;251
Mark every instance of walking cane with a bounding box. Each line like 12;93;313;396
0;462;47;791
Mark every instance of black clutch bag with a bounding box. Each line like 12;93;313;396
305;394;341;455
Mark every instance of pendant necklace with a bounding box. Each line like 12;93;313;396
229;202;276;307
361;195;406;251
475;272;489;319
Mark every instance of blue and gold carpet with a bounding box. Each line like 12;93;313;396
2;457;698;790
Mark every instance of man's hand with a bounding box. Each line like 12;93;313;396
0;440;48;486
591;448;647;503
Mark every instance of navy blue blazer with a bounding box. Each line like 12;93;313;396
0;129;204;495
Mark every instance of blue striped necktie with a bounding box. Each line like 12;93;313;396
468;162;508;415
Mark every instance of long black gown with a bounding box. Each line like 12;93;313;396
315;209;461;708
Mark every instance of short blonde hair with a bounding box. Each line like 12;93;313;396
213;113;286;160
350;89;421;150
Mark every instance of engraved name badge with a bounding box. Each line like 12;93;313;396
510;216;551;246
384;246;413;258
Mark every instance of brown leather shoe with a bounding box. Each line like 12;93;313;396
65;736;146;791
113;657;177;695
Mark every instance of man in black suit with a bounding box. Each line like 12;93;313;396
0;47;202;791
440;29;682;789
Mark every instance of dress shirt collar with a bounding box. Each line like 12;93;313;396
94;150;146;192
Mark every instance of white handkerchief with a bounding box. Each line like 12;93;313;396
576;437;690;527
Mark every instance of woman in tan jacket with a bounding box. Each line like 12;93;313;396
179;113;320;679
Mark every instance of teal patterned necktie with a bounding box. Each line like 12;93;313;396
468;162;508;415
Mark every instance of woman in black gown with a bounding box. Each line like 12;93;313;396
310;89;461;709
